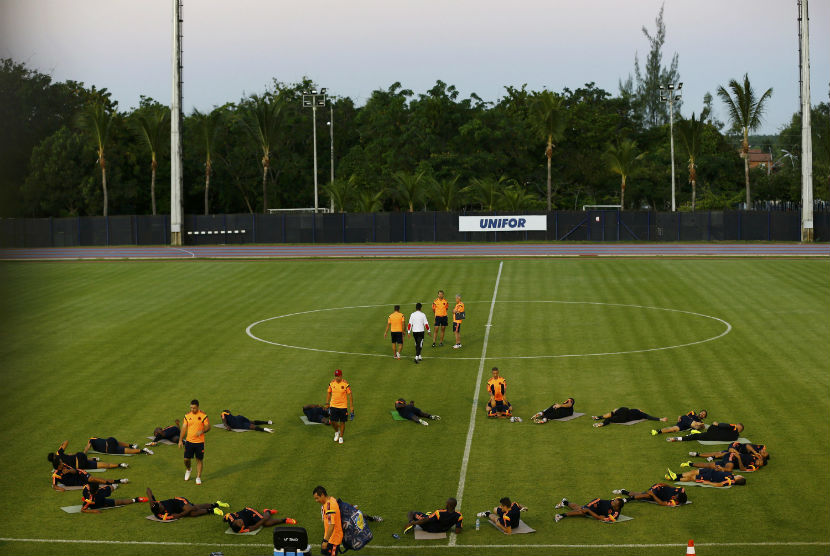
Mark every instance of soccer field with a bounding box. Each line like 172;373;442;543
0;257;828;556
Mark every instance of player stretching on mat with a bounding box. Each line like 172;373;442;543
679;451;764;472
555;496;624;522
303;404;331;425
591;407;667;427
665;467;746;486
404;497;462;535
667;422;744;442
220;410;274;433
146;421;181;446
84;436;154;455
611;484;688;506
147;488;228;520
395;398;441;426
224;507;297;533
652;409;707;436
49;441;129;470
51;462;129;492
531;398;575;423
688;441;769;462
81;482;147;513
486;367;515;419
477;498;527;534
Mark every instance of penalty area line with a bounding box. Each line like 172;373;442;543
448;260;503;547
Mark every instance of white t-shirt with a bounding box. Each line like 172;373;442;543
408;310;429;333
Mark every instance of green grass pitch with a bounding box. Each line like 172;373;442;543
0;257;828;556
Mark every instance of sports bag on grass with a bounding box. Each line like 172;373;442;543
336;499;373;550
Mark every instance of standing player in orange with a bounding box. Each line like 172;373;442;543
452;294;465;349
178;399;210;485
384;304;406;359
313;485;343;556
326;369;353;444
431;290;449;347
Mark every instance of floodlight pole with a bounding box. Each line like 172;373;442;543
798;0;814;242
170;0;184;245
660;83;682;212
328;104;335;212
302;89;327;213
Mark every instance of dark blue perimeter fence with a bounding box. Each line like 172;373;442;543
1;210;829;247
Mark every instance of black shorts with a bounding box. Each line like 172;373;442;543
434;316;448;327
453;322;462;332
227;417;251;429
391;332;403;343
183;441;205;460
330;407;348;423
90;498;116;509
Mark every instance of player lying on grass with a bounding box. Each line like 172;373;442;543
403;497;462;535
81;481;147;513
220;410;274;433
84;436;153;455
666;422;744;442
147;488;229;520
476;497;527;534
611;484;688;506
486;367;514;419
665;467;746;486
395;398;441;426
146;421;181;446
531;397;575;423
223;507;297;533
680;451;764;472
591;407;667;427
688;441;769;462
651;409;707;435
51;462;130;492
303;404;331;425
555;497;624;522
49;441;128;470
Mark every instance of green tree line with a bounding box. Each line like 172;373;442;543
1;58;827;218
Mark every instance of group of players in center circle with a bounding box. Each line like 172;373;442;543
384;291;465;363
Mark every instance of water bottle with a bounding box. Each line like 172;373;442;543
475;517;480;531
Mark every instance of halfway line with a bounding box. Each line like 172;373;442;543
448;260;503;546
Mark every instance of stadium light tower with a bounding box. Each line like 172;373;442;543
659;82;682;212
302;88;327;213
170;0;184;244
326;101;335;213
798;0;813;242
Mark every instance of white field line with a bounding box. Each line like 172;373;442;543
448;261;503;547
1;538;827;550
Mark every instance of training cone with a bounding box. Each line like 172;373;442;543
686;539;696;555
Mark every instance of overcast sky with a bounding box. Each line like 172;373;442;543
1;0;827;135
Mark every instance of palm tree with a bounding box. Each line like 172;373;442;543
355;189;385;212
717;74;773;207
76;101;114;216
497;183;539;212
192;107;224;215
244;95;282;213
603;139;645;210
391;170;427;211
466;176;511;211
675;111;708;211
130;106;169;215
530;91;567;211
323;175;358;213
428;175;464;211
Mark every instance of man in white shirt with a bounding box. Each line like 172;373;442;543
407;302;430;364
